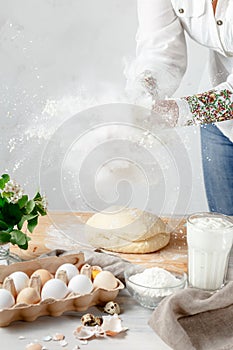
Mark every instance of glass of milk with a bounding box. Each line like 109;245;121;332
187;212;233;291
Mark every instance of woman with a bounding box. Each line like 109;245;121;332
126;0;233;215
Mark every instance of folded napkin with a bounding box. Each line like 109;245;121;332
149;281;233;350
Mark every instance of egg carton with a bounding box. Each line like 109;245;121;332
0;252;124;327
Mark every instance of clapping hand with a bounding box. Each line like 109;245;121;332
152;99;179;128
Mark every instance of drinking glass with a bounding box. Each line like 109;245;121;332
187;212;233;291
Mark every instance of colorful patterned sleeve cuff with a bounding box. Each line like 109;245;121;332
177;89;233;126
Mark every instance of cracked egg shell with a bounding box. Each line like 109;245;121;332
41;279;69;300
91;266;102;280
68;275;93;295
55;263;79;282
0;289;15;309
101;314;128;334
93;271;118;290
31;269;53;286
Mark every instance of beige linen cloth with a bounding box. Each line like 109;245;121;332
149;281;233;350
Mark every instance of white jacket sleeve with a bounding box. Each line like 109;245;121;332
125;0;187;102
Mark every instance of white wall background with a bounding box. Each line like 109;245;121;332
0;0;210;216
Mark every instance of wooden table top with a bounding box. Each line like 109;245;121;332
11;211;188;273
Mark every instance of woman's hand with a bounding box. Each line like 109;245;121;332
130;99;179;134
152;99;179;128
125;70;159;107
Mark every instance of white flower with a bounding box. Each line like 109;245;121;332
41;195;48;210
2;180;24;203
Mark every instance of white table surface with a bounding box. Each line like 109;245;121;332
0;289;172;350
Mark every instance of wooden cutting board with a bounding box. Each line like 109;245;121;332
11;211;188;274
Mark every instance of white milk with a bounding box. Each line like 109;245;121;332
187;214;233;290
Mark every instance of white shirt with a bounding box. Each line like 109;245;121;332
126;0;233;141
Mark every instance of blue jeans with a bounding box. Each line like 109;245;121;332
200;123;233;215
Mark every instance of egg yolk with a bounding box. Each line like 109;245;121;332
91;270;101;280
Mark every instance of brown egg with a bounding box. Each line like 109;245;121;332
16;287;41;305
93;271;118;290
31;269;53;286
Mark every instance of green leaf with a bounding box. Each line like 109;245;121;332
17;216;26;230
2;174;10;182
0;197;5;208
0;220;9;230
17;236;31;250
10;230;28;246
3;203;22;225
17;242;28;250
33;191;42;201
2;191;13;198
0;174;10;190
32;191;47;216
0;178;5;190
35;204;47;216
18;195;28;209
0;231;11;243
27;215;38;233
17;213;38;230
25;200;35;214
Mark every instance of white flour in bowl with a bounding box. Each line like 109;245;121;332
129;267;182;298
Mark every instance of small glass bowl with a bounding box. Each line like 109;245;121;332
124;265;187;309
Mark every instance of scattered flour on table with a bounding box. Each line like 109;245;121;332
129;267;181;298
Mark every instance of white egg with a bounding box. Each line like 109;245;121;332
8;271;29;294
68;275;93;295
55;263;79;282
0;289;15;309
41;279;69;300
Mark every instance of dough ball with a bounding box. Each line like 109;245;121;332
85;206;170;253
103;232;170;254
